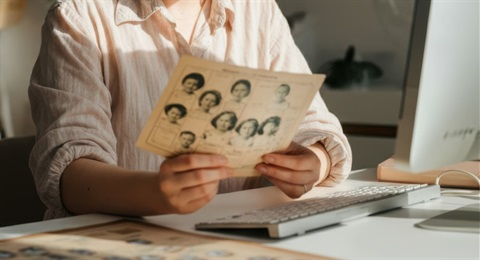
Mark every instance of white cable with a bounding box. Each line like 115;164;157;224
435;169;480;197
435;170;480;186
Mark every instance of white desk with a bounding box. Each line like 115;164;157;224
1;169;479;259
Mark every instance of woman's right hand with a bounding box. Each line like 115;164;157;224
156;153;233;214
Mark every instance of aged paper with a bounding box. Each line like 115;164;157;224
137;56;325;176
0;220;332;259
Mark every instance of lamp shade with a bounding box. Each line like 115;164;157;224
0;0;27;29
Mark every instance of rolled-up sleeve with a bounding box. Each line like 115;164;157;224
268;1;353;186
29;4;117;219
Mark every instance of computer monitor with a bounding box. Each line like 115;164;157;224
394;0;479;233
394;0;479;173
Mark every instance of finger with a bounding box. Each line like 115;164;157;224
255;163;315;185
172;167;233;188
275;141;314;156
158;167;232;196
262;153;317;171
264;176;306;199
161;154;228;173
173;181;219;214
185;188;218;213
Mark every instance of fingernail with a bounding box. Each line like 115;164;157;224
218;156;228;164
264;156;275;163
257;165;267;174
225;168;234;177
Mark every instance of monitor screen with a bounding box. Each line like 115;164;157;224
394;0;479;172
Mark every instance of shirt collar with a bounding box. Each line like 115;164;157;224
115;0;235;32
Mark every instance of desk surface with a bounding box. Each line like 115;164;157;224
1;169;479;259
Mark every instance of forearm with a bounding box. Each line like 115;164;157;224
61;158;163;217
307;142;332;186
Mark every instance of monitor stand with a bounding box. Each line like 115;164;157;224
415;203;480;233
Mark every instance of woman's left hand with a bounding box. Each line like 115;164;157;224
255;142;321;198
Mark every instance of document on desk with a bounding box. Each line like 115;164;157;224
0;220;329;259
137;55;325;176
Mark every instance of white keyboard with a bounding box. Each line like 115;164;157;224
195;184;441;238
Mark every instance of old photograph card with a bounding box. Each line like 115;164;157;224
137;56;325;176
0;220;327;259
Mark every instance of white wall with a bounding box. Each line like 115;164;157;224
0;0;50;137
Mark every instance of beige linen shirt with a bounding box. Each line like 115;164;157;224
29;0;352;219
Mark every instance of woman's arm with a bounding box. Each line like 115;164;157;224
62;159;160;216
62;154;232;216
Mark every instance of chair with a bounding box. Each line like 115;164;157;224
0;136;46;227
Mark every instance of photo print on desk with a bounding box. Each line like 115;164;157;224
0;221;328;259
137;56;325;176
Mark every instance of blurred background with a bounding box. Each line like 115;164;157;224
0;0;51;138
0;0;415;170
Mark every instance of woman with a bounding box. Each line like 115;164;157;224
224;79;251;111
202;111;238;145
269;84;291;111
190;90;222;120
163;103;187;125
228;118;258;148
29;0;352;219
255;116;281;147
170;72;205;106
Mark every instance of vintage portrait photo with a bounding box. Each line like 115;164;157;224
137;56;324;174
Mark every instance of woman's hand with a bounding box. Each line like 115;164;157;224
255;142;323;198
156;153;233;214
